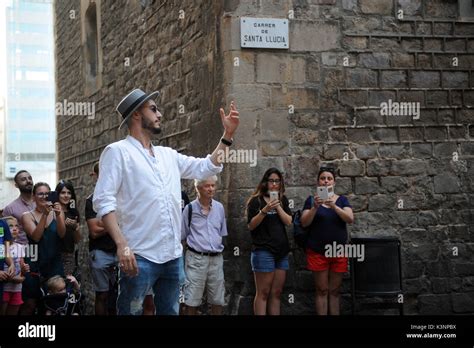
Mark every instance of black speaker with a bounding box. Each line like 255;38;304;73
350;237;404;315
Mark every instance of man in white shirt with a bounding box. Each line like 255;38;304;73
93;89;239;315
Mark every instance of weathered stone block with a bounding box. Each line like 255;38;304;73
411;71;440;88
342;36;367;50
358;53;390;69
224;51;255;83
392;53;415;67
367;159;392;176
291;21;340;52
449;126;467;140
329;128;347;142
426;91;448;107
442;71;469;88
452;292;474;313
369;91;397;107
346;69;377;88
417;211;438;226
426;0;458;18
400;128;424;142
231;84;270;110
425;127;447;141
398;0;422;16
371;128;398;142
368;194;396;211
355;110;382;126
360;0;393;15
272;87;319;109
380;176;409;193
424;38;442;51
345;194;367;211
340;90;368;107
306;56;320;82
346;128;371;143
390;159;428;176
355;144;378;159
404;261;424;278
434;173;461;193
431;278;449;294
342;0;356;10
445;39;466;52
381;70;407;88
339;160;365;176
324;144;350;160
256;54;306;83
334;177;352;194
379;144;410;159
355;177;379;194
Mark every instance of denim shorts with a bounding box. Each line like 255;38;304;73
251;249;289;273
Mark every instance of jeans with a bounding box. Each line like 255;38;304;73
117;255;180;315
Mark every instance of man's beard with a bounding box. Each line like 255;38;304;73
142;117;161;135
19;186;32;194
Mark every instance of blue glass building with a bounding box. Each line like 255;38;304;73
4;0;55;182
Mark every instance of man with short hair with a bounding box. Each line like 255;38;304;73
181;176;227;315
93;88;239;315
86;162;118;315
2;170;35;245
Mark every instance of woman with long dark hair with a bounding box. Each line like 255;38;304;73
246;168;292;315
55;180;81;276
21;182;66;314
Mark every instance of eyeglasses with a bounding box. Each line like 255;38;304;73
36;192;49;197
268;179;281;184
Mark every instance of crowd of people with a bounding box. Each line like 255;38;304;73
0;89;354;316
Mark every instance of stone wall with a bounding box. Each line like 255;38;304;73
220;0;474;315
54;0;225;313
55;0;474;315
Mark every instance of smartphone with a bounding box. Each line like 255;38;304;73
316;186;334;200
47;191;59;204
269;191;279;201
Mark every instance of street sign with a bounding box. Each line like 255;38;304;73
240;17;289;49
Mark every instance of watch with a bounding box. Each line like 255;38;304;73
221;137;233;146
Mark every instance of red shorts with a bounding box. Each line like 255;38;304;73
306;248;348;273
3;291;23;306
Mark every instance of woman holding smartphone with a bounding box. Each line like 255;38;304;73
246;168;292;315
300;166;354;315
55;180;81;276
21;182;66;314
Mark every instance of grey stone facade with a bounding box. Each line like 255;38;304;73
55;0;474;315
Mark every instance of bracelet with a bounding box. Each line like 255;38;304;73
220;137;233;146
259;209;267;216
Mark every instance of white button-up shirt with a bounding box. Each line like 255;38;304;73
93;135;223;264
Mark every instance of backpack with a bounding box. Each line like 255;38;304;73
292;210;309;249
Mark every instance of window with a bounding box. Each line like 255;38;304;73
81;0;103;95
459;0;474;20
